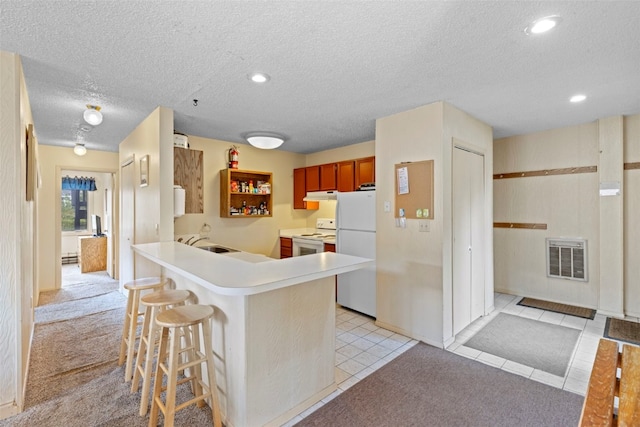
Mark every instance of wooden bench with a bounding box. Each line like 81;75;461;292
579;338;640;426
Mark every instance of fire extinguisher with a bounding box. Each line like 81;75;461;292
229;146;239;169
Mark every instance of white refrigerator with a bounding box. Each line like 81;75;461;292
336;191;376;317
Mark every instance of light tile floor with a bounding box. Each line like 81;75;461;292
448;293;607;396
283;306;419;426
284;292;611;426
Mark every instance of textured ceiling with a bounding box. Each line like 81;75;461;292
1;1;639;154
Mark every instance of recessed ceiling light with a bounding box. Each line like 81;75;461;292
570;94;587;103
248;73;270;83
525;15;562;35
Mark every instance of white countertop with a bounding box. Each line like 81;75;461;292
132;241;371;296
278;228;317;238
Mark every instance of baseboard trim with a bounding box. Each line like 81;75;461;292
0;401;18;421
597;309;624;319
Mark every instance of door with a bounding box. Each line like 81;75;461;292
453;146;485;335
120;158;135;288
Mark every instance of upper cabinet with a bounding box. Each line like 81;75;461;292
293;168;318;210
337;160;355;192
355;156;375;188
220;168;272;218
305;165;320;192
319;163;337;190
174;147;203;214
294;156;375;209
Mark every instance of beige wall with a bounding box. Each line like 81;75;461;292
0;51;35;418
119;107;174;281
494;113;640;317
624;114;640;317
37;146;119;292
375;101;493;347
173;137;374;258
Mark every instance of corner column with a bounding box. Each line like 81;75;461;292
598;116;624;318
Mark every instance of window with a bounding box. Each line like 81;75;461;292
61;189;88;231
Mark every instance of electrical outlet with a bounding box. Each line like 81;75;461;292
419;220;430;232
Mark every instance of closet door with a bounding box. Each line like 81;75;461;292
453;146;485;335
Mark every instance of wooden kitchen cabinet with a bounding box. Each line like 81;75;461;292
220;168;272;218
293;168;319;210
174;147;204;213
319;163;337;190
337;160;355;192
306;163;337;191
280;237;292;259
324;243;335;253
305;165;320;192
355;156;375;188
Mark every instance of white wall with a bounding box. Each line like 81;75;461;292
624;114;640;317
119;107;174;281
37;146;119;291
494;114;640;317
0;51;35;419
375;102;493;347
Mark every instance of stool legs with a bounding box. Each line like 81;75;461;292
201;315;222;424
124;288;142;381
118;289;135;367
148;308;222;427
132;304;158;415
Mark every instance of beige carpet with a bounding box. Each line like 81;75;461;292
0;277;215;427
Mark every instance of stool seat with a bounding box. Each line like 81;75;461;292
149;304;222;427
124;277;165;291
118;277;164;382
142;289;191;306
132;289;191;416
156;304;214;328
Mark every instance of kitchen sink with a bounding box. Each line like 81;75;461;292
197;245;239;253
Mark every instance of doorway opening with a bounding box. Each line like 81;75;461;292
59;169;116;288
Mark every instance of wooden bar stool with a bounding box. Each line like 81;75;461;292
131;289;192;416
149;304;222;427
118;277;165;382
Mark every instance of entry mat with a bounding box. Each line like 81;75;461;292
604;317;640;346
517;297;596;320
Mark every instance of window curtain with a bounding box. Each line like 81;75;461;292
62;176;97;191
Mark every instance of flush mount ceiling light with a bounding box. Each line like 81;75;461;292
83;104;103;126
73;143;87;156
525;15;562;35
248;73;270;83
246;133;284;149
570;94;587;103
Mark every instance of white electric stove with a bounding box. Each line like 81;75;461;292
291;218;336;256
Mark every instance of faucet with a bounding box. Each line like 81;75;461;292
189;237;210;246
184;236;195;245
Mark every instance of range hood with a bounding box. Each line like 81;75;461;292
303;191;338;201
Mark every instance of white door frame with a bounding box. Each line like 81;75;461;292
55;165;118;290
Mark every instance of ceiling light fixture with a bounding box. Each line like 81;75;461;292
246;132;284;149
73;143;87;156
570;94;587;103
83;104;103;126
525;15;562;35
248;73;270;83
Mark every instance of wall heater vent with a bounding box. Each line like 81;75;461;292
546;238;587;282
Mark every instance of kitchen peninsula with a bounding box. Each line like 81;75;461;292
132;241;372;427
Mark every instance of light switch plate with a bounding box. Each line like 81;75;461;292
384;201;391;212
